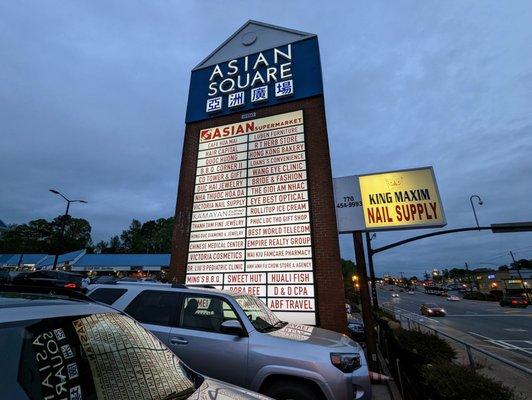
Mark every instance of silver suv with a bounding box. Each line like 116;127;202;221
0;285;269;400
88;283;371;400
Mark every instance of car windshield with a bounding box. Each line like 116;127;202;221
426;303;439;308
0;312;197;399
233;294;286;332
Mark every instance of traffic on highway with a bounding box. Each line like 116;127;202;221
378;283;532;367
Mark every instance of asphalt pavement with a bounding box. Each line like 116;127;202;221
377;285;532;367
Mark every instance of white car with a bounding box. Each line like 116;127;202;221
407;290;414;295
447;295;460;301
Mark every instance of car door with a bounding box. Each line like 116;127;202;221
170;294;249;387
123;290;180;347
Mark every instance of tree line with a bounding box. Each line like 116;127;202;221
0;216;174;255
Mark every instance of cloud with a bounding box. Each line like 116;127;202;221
1;1;531;275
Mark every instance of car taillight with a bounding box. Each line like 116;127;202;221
64;282;77;289
511;300;517;304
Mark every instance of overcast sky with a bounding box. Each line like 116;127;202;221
1;1;531;276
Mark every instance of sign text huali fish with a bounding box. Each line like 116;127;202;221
358;167;446;230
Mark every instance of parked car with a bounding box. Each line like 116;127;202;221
446;295;460;301
0;269;11;283
420;303;446;316
91;275;118;284
347;318;366;342
11;270;85;292
0;284;269;400
499;296;528;308
88;283;371;400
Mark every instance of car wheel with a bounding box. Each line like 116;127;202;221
264;379;322;400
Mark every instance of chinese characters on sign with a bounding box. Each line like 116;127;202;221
187;110;316;325
207;80;293;113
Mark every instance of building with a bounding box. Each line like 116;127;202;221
1;250;170;278
475;269;531;297
0;254;49;269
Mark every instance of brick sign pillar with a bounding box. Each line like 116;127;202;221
169;21;346;333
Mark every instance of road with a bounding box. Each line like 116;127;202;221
377;285;532;368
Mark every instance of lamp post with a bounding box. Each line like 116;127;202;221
469;195;483;230
49;189;87;270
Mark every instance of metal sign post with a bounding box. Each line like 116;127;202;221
353;231;378;372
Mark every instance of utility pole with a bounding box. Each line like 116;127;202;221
365;231;379;310
509;251;528;299
465;262;473;292
353;232;378;372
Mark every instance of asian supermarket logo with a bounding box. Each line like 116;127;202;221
200;121;256;141
205;44;295;113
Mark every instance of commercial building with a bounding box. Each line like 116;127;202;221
475;269;531;297
1;250;170;277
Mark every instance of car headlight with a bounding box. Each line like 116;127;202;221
330;353;361;373
427;309;433;313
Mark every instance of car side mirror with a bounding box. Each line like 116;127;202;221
220;320;244;336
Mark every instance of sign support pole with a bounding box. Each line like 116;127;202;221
365;231;379;310
353;231;378;372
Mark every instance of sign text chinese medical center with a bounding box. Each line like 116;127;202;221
171;21;346;331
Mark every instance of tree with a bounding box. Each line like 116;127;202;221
0;216;92;254
341;259;359;305
120;219;143;252
448;268;468;280
512;259;532;270
118;218;174;253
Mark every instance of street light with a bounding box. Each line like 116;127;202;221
469;195;483;230
49;189;87;270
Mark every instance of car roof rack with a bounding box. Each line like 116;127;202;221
171;283;188;289
170;283;217;289
0;284;94;302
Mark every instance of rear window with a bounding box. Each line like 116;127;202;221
59;273;82;284
89;288;127;305
124;290;179;327
0;313;196;399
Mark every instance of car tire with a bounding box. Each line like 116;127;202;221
263;379;322;400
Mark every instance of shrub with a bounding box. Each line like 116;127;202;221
394;329;456;367
421;363;517;400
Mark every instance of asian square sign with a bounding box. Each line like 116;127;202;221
358;167;446;230
171;21;347;332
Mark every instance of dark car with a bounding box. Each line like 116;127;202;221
347;318;366;342
420;303;446;316
12;270;84;292
0;285;269;400
0;270;11;283
91;275;118;284
500;296;528;308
